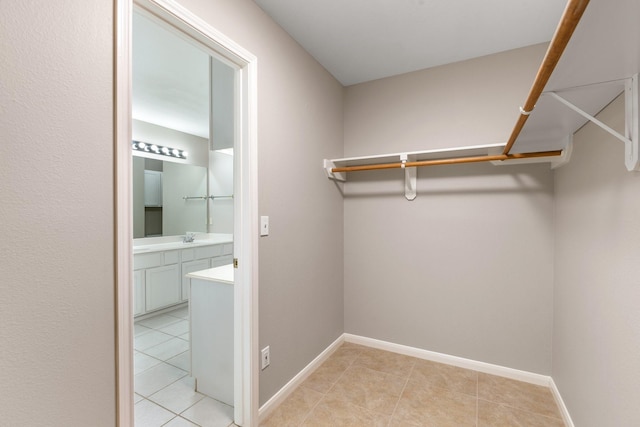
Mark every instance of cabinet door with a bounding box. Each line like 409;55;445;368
144;170;163;207
181;259;210;301
133;269;145;316
145;264;180;311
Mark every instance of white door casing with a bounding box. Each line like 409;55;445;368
114;0;259;425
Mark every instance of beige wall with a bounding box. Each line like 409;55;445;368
176;0;346;404
343;45;556;374
0;1;116;426
553;95;640;426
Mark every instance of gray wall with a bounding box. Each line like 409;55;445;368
343;44;556;374
0;1;116;426
1;0;344;422
553;95;640;426
178;0;345;405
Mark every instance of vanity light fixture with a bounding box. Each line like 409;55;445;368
131;140;188;159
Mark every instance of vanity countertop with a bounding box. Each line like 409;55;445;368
133;233;232;254
187;264;234;284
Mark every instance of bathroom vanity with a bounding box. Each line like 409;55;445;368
187;264;234;406
132;233;233;317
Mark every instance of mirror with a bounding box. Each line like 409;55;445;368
132;156;208;238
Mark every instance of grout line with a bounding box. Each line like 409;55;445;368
387;361;414;427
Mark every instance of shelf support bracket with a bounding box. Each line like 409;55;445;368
546;74;639;171
402;154;417;201
625;74;639;171
324;159;346;182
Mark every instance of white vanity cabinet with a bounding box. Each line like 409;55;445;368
133;241;233;317
133;270;145;316
180;243;233;301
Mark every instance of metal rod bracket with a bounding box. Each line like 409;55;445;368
402;154;417;201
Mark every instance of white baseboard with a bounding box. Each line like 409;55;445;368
258;333;573;424
257;335;344;423
550;378;575;427
344;333;552;387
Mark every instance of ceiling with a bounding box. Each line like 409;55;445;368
133;2;569;139
133;12;210;138
253;0;568;86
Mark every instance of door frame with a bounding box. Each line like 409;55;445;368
114;0;259;425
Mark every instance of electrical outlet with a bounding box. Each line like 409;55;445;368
261;346;270;370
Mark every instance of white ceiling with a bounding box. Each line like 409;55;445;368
253;0;568;86
132;2;569;139
133;12;210;138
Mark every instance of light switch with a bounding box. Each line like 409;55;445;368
260;216;269;236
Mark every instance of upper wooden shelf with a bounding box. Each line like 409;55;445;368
511;0;640;155
324;0;640;199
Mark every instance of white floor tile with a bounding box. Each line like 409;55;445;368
159;319;190;337
144;337;190;361
135;362;188;397
181;397;233;427
135;323;153;337
165;351;190;372
138;314;183;329
135;330;174;351
163;416;199;427
134;393;145;404
134;399;174;427
135;352;162;375
167;306;189;319
179;332;190;341
149;376;204;414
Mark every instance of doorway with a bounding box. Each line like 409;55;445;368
115;1;258;425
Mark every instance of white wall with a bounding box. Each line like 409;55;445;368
553;95;640;426
343;44;556;374
163;161;208;235
209;151;234;234
0;1;116;425
177;0;345;404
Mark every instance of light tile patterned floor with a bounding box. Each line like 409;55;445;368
261;343;565;427
134;307;237;427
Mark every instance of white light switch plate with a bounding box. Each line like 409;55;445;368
260;216;269;236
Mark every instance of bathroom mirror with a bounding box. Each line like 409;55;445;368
132;156;207;238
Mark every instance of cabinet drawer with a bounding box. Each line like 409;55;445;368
222;243;233;255
196;245;223;259
134;252;162;270
164;250;180;265
182;248;195;262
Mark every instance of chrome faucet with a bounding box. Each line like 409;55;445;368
183;232;196;243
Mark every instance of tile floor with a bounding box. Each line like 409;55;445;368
261;343;566;427
134;306;237;427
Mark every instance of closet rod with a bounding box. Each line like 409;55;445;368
502;0;590;155
331;150;562;173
